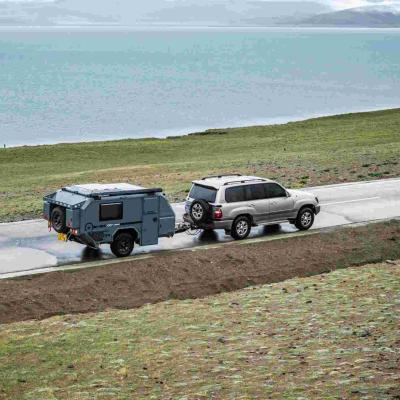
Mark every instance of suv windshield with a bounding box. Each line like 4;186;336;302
189;184;217;203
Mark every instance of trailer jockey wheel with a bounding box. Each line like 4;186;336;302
190;199;211;224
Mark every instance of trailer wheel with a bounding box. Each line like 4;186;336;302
190;199;211;224
110;232;135;258
51;206;68;233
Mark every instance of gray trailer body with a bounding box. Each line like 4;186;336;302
43;183;176;251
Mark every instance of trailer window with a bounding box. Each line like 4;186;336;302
189;185;217;203
100;203;123;221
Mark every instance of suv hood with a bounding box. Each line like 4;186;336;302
287;189;315;200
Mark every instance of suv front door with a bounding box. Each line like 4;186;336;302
264;183;294;221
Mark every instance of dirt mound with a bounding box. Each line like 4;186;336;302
0;221;399;324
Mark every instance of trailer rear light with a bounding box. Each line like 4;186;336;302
214;209;223;219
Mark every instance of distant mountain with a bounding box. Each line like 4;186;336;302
297;5;400;27
0;0;330;27
0;2;114;26
141;1;330;26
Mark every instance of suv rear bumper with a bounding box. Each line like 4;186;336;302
183;213;233;231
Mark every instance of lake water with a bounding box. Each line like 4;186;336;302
0;27;399;147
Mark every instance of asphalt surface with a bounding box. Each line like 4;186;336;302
0;178;399;278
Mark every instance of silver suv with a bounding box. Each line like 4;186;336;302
184;174;320;240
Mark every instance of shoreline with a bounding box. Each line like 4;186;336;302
2;25;400;31
3;106;400;149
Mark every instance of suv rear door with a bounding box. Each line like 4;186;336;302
224;185;250;221
244;183;269;223
264;183;295;221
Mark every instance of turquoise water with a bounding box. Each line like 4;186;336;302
0;27;399;146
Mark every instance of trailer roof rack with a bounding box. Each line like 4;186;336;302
62;183;163;198
201;174;242;180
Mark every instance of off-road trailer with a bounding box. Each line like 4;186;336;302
43;183;191;257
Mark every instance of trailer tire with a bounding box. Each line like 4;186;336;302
190;199;211;224
110;232;135;258
51;206;68;233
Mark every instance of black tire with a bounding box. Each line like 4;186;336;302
51;206;68;233
110;232;135;258
190;199;211;224
295;207;314;231
231;216;251;240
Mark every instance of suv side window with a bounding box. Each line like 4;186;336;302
246;184;267;200
225;186;246;203
264;183;287;199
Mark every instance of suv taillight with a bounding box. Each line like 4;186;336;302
214;209;223;219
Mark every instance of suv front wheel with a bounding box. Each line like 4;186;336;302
231;216;251;240
295;207;314;231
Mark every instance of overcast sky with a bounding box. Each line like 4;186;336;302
0;0;399;10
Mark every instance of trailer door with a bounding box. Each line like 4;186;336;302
141;197;160;246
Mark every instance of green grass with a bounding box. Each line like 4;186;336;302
0;261;399;399
1;108;400;222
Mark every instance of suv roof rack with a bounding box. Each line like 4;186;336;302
201;174;242;180
223;178;267;186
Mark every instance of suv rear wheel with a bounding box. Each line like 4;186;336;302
111;232;135;257
231;216;251;240
295;207;314;231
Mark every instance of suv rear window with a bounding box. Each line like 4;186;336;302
189;184;217;203
225;186;246;203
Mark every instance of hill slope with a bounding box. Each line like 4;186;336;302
298;5;400;27
1;260;399;398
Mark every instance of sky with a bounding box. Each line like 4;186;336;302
0;0;399;9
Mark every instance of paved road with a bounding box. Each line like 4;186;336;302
0;178;399;277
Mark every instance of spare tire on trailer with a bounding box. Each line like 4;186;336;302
51;206;68;233
190;199;212;224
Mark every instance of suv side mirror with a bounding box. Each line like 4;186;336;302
286;191;291;197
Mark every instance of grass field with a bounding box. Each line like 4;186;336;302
0;261;399;399
0;108;399;222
